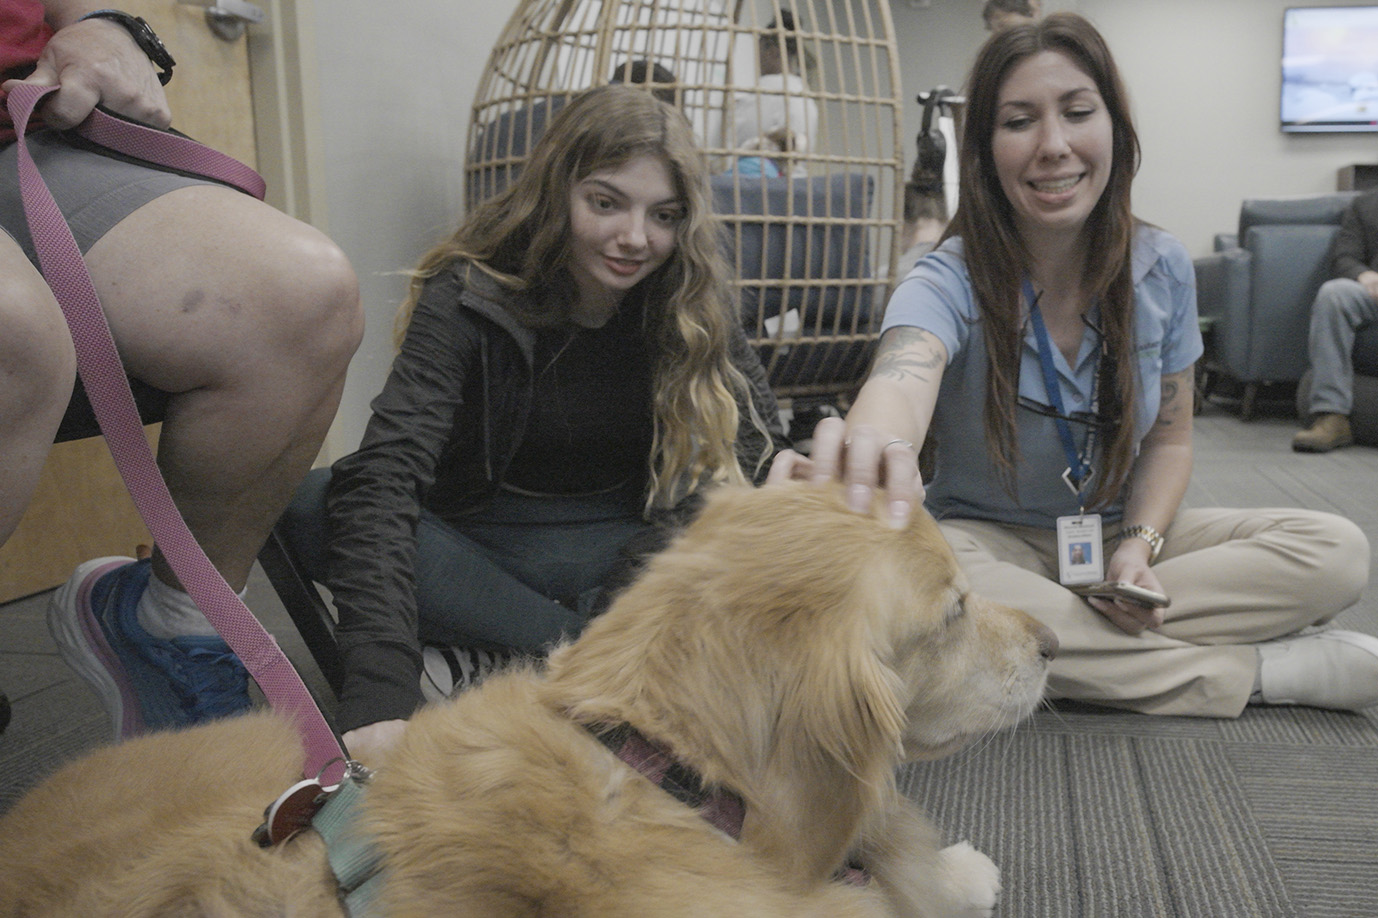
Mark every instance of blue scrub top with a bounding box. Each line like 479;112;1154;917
882;225;1202;529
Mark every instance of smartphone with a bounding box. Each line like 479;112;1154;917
1070;580;1171;608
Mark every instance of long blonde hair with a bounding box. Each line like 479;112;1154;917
944;13;1141;509
398;84;765;510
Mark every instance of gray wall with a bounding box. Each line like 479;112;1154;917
890;0;1376;252
308;0;511;455
307;0;1378;454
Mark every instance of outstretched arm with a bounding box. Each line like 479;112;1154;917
768;326;946;528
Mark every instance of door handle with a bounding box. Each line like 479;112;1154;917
179;0;266;42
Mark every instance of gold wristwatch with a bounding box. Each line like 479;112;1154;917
1119;524;1164;564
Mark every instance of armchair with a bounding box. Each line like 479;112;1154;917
1194;192;1359;419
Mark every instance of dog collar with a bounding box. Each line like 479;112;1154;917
589;722;746;839
590;722;870;887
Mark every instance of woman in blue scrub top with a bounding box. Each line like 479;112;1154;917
769;13;1378;718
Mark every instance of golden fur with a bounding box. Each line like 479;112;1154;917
0;482;1054;917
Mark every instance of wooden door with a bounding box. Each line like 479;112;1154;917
0;0;258;602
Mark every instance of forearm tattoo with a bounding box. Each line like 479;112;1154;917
870;328;944;383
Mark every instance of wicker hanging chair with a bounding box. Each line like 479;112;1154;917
466;0;904;405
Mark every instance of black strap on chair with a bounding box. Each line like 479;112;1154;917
57;376;169;443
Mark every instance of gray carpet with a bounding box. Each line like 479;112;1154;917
900;700;1378;918
2;401;1377;916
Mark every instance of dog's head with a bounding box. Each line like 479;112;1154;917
549;481;1054;792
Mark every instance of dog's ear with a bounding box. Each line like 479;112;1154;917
780;614;907;789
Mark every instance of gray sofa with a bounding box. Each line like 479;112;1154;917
1194;192;1359;419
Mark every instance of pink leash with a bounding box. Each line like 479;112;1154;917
8;82;346;783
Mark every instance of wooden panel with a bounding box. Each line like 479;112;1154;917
0;1;256;602
149;1;256;166
0;430;160;601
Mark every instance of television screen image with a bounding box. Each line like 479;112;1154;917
1281;5;1378;133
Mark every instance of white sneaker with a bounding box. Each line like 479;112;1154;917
419;645;514;703
1257;630;1378;710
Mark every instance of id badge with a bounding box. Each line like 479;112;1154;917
1057;513;1103;586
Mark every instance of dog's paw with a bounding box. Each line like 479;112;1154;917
937;841;1001;917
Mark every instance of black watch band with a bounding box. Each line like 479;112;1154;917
78;10;176;85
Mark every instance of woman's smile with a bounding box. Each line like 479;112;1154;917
992;50;1113;244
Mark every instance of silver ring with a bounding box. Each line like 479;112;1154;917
881;437;915;451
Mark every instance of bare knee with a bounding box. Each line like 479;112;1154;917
266;228;363;373
0;268;76;424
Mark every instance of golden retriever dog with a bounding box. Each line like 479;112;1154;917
0;482;1055;917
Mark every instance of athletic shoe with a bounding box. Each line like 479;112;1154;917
1257;629;1378;710
47;557;252;738
420;644;515;703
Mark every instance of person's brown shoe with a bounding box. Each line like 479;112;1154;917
1292;413;1354;453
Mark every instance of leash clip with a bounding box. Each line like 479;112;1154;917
251;758;372;847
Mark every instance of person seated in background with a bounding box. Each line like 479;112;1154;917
610;58;680;108
292;84;788;763
769;13;1378;719
0;0;363;737
466;59;679;202
727;126;794;178
732;9;816;179
983;0;1042;32
1293;187;1378;453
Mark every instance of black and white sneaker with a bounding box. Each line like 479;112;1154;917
420;645;515;703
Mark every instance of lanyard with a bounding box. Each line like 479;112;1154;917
1024;280;1100;509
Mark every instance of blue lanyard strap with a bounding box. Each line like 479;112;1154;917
1024;280;1099;502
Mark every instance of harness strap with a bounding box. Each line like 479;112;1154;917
312;778;386;914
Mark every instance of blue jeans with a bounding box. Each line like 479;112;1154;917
283;468;651;652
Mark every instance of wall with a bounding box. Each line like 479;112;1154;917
887;0;1376;257
1082;0;1375;255
304;0;513;455
302;0;1378;454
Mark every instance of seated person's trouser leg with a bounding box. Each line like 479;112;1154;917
1308;278;1378;416
938;507;1368;717
282;469;650;653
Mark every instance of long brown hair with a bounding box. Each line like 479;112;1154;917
398;84;765;510
943;12;1141;508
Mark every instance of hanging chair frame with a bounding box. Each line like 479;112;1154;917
466;0;905;403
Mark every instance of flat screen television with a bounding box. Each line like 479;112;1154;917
1280;5;1378;133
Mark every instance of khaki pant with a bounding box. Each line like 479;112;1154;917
940;508;1370;717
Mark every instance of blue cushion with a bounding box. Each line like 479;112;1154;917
710;172;878;391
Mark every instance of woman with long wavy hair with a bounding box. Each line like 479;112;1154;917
306;84;787;760
770;14;1378;719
